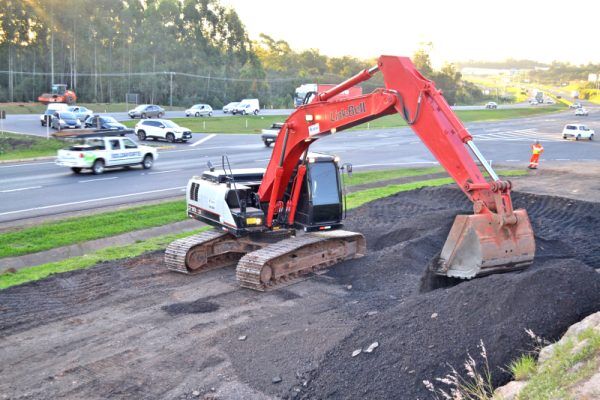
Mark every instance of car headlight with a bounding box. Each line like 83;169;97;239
59;119;65;124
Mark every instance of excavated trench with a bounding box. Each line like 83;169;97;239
1;187;599;400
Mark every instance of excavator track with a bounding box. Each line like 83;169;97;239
236;230;366;291
165;229;242;274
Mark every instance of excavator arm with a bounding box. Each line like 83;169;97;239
258;55;535;279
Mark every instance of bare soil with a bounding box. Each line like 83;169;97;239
1;175;600;399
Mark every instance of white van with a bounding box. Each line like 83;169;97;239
232;99;260;115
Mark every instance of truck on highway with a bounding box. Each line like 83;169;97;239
533;90;544;104
56;136;157;174
294;83;362;107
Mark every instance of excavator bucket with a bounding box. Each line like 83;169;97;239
435;209;535;279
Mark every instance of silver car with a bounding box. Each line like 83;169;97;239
128;104;165;119
185;104;213;117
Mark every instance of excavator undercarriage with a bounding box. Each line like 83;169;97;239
166;229;365;291
164;55;536;291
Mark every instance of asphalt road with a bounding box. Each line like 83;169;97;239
1;103;538;138
0;107;598;224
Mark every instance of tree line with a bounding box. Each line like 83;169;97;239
0;0;484;108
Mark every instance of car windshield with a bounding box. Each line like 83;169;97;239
60;112;77;119
162;120;179;128
580;126;589;131
102;116;118;123
192;105;202;109
134;105;148;110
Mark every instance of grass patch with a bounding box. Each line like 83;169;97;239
519;328;600;399
509;354;537;381
0;200;187;258
345;166;444;186
0;227;209;290
346;177;454;209
0;132;65;161
122;107;565;134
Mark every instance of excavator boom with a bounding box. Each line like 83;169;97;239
258;55;535;278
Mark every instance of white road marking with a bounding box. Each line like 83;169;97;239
148;169;181;175
78;177;118;183
555;158;570;161
0;161;56;168
0;186;42;193
0;186;185;217
190;134;216;147
505;159;521;162
254;158;271;162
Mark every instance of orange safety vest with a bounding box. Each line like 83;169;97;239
531;144;543;155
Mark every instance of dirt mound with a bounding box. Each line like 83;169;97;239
1;187;599;400
298;260;600;399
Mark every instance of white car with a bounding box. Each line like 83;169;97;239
40;103;69;126
545;99;556;105
529;99;539;105
562;124;594;140
222;102;239;113
232;99;260;115
135;119;192;143
575;108;589;116
485;102;498;109
56;136;157;174
185;104;213;117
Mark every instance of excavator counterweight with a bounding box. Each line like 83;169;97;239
165;55;535;290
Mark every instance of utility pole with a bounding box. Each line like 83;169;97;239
170;72;173;107
50;1;54;85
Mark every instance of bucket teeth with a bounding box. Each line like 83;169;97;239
436;209;535;279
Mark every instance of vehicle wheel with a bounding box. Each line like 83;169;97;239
195;112;200;117
142;154;154;169
253;110;259;115
208;112;212;117
563;135;568;139
589;134;594;141
137;130;146;141
166;133;175;143
264;141;271;147
141;113;147;119
576;134;581;141
41;121;44;126
158;112;164;118
71;167;82;174
92;159;105;175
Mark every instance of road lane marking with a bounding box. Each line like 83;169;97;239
0;161;56;168
148;169;181;175
79;177;118;183
190;134;216;147
0;186;185;217
505;159;521;162
0;186;42;193
555;158;570;161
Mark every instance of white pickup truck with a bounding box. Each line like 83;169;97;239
56;136;158;174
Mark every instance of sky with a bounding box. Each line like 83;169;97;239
220;0;600;66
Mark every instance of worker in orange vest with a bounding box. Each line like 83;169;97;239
528;140;544;169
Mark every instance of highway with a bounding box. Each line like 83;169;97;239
0;107;598;224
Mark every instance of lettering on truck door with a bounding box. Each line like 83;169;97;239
122;138;142;163
108;139;127;165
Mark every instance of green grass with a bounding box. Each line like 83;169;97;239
509;354;537;381
122;106;565;134
0;102;184;115
0;200;187;258
518;328;600;399
0;132;66;161
346;177;454;209
345;167;445;186
0;227;209;289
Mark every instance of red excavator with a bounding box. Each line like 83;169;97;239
38;84;77;105
165;55;535;290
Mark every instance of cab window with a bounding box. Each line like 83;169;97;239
110;140;121;150
123;139;137;149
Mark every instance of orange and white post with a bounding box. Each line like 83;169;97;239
528;140;544;169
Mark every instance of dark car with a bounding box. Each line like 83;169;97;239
128;104;165;119
51;111;82;130
84;115;127;130
260;122;284;147
40;109;55;127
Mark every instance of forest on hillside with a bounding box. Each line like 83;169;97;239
0;0;485;107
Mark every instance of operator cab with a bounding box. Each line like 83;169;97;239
290;153;344;232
